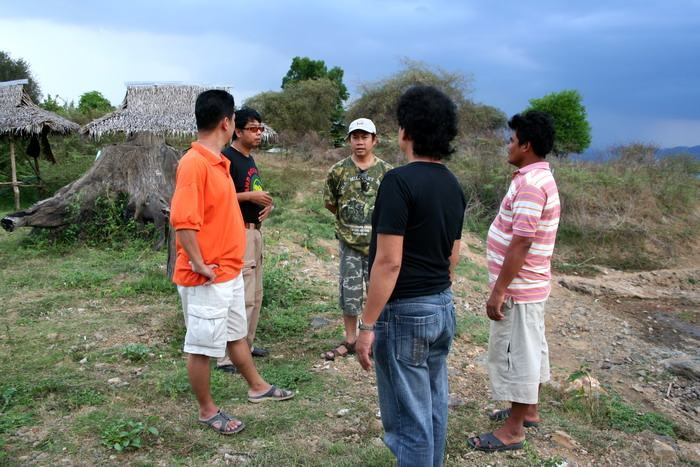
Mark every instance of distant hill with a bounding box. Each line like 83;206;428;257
573;145;700;163
656;145;700;158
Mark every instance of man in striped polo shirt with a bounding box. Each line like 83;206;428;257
469;110;559;452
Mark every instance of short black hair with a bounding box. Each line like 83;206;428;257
195;90;235;132
508;110;555;157
232;107;262;141
396;85;457;159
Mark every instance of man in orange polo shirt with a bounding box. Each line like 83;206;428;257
170;90;293;435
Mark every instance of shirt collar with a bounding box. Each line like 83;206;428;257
514;161;550;176
191;141;227;166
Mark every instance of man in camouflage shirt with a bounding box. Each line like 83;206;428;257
323;118;392;360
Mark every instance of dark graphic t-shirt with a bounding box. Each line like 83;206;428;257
369;162;467;301
222;146;263;224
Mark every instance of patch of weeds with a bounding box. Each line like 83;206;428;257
158;367;191;398
258;361;314;390
101;418;159;452
116;271;174;297
455;313;489;345
122;343;152;362
467;242;485;255
15;294;74;318
455;258;488;283
522;440;566;466
552;258;599;277
563;367;676;437
263;254;312;308
66;387;105;409
259;307;309;339
61;269;113;289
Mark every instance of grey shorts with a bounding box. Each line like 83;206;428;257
487;298;550;404
338;241;369;316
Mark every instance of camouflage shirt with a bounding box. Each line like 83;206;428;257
324;156;393;255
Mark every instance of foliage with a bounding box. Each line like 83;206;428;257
246;78;341;143
527;89;591;157
101;418;159;452
450;145;699;270
0;50;41;101
77;91;114;118
122;343;151;362
279;56;349;144
347;60;506;139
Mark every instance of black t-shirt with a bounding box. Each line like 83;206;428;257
369;162;467;301
222;146;263;224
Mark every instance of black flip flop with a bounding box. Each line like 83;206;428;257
467;432;524;452
489;408;539;427
216;364;238;374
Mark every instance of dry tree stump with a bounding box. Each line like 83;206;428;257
1;133;180;256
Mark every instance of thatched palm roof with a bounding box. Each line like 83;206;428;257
82;83;278;143
0;79;80;137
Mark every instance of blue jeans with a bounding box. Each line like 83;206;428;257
373;289;456;467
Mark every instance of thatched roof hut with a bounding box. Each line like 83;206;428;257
81;83;278;143
0;79;79;136
0;79;79;209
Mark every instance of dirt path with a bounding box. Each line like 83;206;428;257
276;231;700;465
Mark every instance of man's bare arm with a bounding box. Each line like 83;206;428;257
176;229;218;285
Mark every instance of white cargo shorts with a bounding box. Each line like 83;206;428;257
177;275;247;358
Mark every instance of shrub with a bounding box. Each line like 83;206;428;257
101;418;159;452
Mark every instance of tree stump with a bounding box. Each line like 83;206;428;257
1;133;181;254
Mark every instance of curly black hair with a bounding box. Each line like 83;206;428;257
396;85;458;160
232;107;262;141
507;110;555;157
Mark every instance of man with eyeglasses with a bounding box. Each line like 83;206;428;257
323;118;392;361
216;107;273;374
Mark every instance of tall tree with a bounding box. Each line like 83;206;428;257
281;56;349;143
527;89;591;157
0;51;41;102
78;91;113;116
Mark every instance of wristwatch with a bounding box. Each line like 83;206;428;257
358;318;375;331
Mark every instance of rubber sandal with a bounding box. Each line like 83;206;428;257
467;432;524;452
322;341;356;361
216;364;238;374
251;347;269;358
248;385;295;404
198;410;245;435
489;408;539;427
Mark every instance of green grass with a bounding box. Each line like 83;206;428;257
455;313;490;345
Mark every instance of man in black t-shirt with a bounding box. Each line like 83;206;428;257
355;86;466;467
216;107;273;373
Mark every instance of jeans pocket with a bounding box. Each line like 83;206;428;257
395;313;438;366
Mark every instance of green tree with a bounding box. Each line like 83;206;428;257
78;91;113;117
527;89;591;156
0;50;41;102
246;78;340;141
281;56;349;144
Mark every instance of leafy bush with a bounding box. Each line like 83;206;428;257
122;343;151;362
101;418;159;452
347;60;506;139
246;78;342;143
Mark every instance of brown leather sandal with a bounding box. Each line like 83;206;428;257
323;341;356;361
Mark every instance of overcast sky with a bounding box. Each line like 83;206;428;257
2;0;699;148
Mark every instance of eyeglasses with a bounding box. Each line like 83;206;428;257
243;126;265;133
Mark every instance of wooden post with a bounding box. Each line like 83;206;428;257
9;137;20;210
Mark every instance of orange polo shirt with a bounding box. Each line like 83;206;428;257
170;141;246;286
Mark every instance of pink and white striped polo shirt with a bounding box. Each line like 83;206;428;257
486;161;560;303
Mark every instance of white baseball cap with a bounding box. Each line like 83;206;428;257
347;118;376;136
